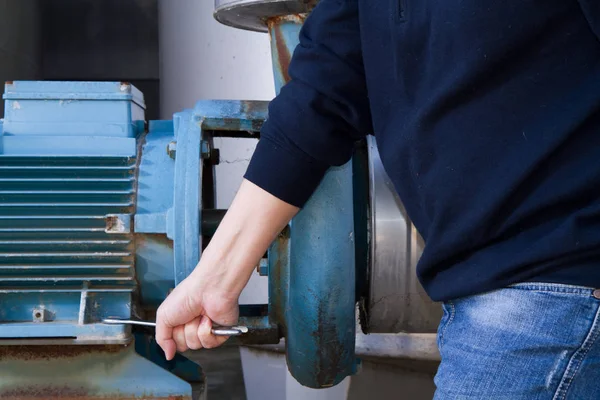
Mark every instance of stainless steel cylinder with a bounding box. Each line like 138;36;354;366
366;138;442;333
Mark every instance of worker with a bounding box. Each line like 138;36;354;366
156;1;600;398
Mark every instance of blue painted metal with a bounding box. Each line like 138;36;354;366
0;81;197;397
171;110;202;284
286;162;357;388
133;100;268;306
0;75;360;391
0;81;142;343
2;81;145;137
134;120;177;305
169;100;269;285
134;332;205;385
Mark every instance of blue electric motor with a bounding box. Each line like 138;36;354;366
0;80;358;397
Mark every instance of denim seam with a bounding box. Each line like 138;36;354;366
552;303;600;400
509;283;594;296
440;301;455;350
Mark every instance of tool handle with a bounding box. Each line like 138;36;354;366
212;326;249;336
102;318;248;336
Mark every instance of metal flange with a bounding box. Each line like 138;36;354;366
214;0;316;32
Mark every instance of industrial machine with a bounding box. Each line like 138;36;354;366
0;1;440;398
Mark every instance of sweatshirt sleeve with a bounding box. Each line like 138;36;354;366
244;0;372;208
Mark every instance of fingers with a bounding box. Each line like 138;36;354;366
184;317;203;350
155;308;176;361
173;325;188;353
158;315;231;357
198;316;230;349
171;318;205;354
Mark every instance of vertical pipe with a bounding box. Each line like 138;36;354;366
267;15;305;94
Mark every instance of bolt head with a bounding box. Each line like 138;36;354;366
258;258;269;276
167;141;177;159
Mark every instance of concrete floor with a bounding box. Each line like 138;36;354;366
185;346;438;400
187;346;247;400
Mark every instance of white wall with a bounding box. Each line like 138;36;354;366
159;0;275;118
159;0;275;304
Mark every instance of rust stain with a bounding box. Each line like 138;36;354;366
250;119;263;133
271;226;290;336
309;286;348;387
272;27;291;84
267;16;307;85
239;100;264;116
221;117;240;130
267;14;307;26
0;344;127;361
228;316;280;346
0;386;89;398
0;391;188;400
134;233;173;249
0;398;187;400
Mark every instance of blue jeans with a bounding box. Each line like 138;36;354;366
434;283;600;399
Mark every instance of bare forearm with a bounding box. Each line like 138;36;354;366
191;179;299;297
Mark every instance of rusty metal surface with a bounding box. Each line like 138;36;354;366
228;316;280;345
195;100;268;134
267;15;305;92
214;0;316;32
0;343;193;399
268;227;290;337
0;390;188;400
0;344;124;360
284;160;357;389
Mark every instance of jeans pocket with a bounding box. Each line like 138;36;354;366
436;302;455;352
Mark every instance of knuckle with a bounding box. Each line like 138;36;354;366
203;341;216;349
188;341;202;350
184;330;201;349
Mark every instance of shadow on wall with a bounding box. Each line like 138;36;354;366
0;0;160;120
0;0;42;118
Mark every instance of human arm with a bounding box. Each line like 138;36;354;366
155;0;372;358
156;179;298;359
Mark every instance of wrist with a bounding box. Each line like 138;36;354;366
191;246;251;300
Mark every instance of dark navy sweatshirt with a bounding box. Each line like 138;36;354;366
245;0;600;302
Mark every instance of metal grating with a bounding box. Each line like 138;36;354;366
0;155;137;292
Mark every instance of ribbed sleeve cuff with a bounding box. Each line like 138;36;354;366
244;137;328;208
